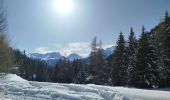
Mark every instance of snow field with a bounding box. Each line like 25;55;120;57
0;74;170;100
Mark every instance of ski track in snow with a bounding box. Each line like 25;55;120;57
0;74;170;100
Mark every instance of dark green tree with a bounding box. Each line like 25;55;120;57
126;28;138;86
150;11;170;87
162;11;170;86
112;32;128;86
89;37;107;85
133;27;158;88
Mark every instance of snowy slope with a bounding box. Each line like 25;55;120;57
30;52;64;60
0;74;170;100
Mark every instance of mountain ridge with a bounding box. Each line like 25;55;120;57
29;46;114;66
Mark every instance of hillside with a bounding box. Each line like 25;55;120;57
0;74;170;100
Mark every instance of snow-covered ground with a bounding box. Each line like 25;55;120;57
0;74;170;100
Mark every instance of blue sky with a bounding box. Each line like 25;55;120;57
5;0;170;57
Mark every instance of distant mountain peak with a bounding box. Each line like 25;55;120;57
103;46;115;58
67;53;82;61
44;52;62;60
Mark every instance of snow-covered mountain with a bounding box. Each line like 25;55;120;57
103;46;115;58
29;53;45;59
30;52;81;61
67;53;82;61
30;52;64;60
29;52;82;66
44;52;63;60
29;46;114;66
0;74;170;100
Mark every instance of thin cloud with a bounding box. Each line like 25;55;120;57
59;42;91;57
35;42;113;57
34;42;91;57
103;44;114;49
35;47;48;54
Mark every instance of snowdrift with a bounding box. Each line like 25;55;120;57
0;74;170;100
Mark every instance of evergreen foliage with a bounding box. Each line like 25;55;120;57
112;32;128;86
126;28;138;86
89;37;108;85
133;27;158;88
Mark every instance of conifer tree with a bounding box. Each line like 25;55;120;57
151;11;170;87
72;59;81;82
126;28;138;86
134;27;158;88
162;11;170;86
74;65;92;84
112;32;128;86
90;37;107;84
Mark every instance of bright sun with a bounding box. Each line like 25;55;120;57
54;0;74;15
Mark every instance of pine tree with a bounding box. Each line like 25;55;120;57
89;37;107;84
74;65;92;84
134;27;158;88
162;11;170;86
14;49;49;82
151;11;170;87
72;59;81;82
126;28;138;86
55;58;73;83
112;32;128;86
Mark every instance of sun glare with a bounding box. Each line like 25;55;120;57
54;0;74;15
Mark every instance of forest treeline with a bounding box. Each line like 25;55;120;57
14;11;170;88
0;1;169;88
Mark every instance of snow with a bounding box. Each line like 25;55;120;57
85;75;93;81
0;74;170;100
